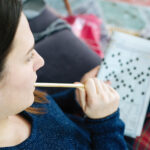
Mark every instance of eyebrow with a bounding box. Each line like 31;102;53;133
26;44;35;55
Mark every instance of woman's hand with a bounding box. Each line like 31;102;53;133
75;66;120;119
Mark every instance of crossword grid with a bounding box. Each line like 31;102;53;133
97;31;150;137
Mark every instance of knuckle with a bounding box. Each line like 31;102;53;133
86;78;93;84
110;93;120;103
116;92;120;101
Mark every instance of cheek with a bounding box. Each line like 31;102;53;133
0;67;35;117
8;66;35;91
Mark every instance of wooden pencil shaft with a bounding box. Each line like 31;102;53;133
34;82;84;88
63;0;72;15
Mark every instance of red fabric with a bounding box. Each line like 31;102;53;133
63;14;104;58
133;113;150;150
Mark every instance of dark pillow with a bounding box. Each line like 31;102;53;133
28;7;101;94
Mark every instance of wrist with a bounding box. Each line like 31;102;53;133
84;109;120;123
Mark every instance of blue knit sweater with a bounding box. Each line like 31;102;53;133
1;89;127;150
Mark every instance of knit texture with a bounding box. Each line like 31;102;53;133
0;89;127;150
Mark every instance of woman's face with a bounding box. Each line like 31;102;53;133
0;13;44;119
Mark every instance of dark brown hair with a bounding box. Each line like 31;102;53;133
0;0;22;77
0;0;48;114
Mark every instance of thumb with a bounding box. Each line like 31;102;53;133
81;65;100;83
89;65;100;77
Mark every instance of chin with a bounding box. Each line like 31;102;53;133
27;93;35;107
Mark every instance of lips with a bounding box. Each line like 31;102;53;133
33;75;37;89
34;75;37;83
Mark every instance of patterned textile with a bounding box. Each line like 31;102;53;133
133;113;150;150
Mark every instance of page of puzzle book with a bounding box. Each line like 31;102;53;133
97;31;150;138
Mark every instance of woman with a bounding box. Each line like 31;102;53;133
0;0;127;149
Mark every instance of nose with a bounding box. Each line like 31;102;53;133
33;50;45;72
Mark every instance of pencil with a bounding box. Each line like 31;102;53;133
34;82;84;89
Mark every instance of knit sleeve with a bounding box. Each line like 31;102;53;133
85;110;127;150
51;89;83;115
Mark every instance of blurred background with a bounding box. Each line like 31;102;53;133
45;0;150;54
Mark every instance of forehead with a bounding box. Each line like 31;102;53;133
10;13;34;54
0;13;34;84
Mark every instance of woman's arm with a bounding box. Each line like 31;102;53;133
74;66;127;149
51;89;83;115
85;110;127;150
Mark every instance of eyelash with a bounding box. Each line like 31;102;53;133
27;52;34;62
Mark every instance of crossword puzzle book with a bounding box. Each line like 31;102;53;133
97;31;150;138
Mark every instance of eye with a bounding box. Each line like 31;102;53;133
27;52;34;62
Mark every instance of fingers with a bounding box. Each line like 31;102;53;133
93;79;105;100
105;80;111;85
84;78;97;106
78;87;86;110
75;82;86;110
85;78;119;103
90;65;100;77
93;79;111;103
75;78;120;119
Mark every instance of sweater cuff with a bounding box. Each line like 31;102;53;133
84;109;125;135
85;109;120;123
